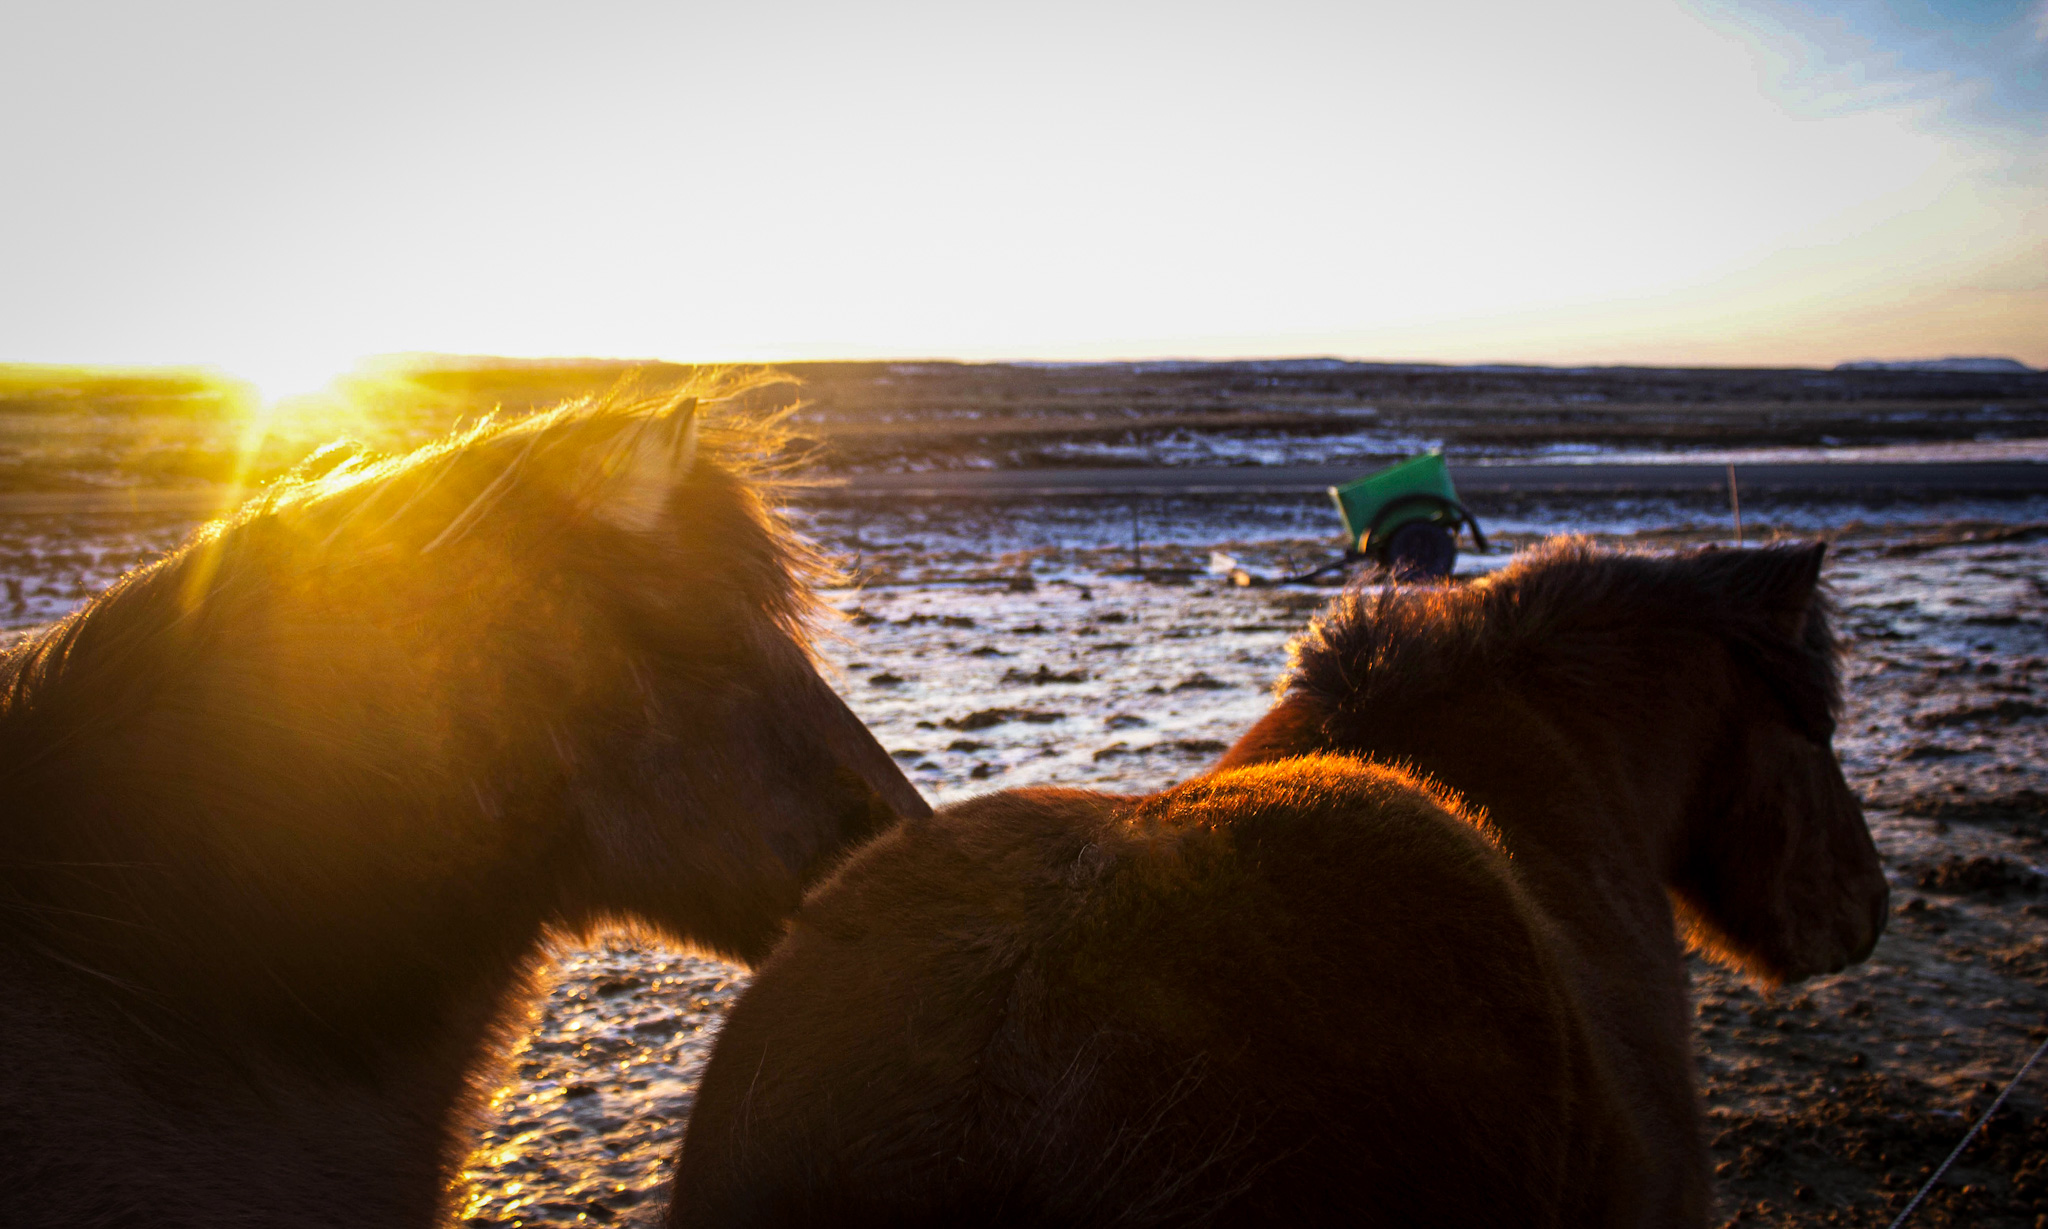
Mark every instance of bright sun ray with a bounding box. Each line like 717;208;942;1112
235;353;361;412
177;353;366;611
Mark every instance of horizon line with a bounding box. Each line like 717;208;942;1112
2;351;2040;379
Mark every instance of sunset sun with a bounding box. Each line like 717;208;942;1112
234;354;358;410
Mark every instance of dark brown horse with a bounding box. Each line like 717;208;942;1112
668;540;1887;1227
0;384;927;1228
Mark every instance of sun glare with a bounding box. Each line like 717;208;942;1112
235;354;361;410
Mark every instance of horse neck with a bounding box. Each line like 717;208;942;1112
1264;646;1730;917
0;933;542;1226
3;689;573;1093
1379;694;1669;869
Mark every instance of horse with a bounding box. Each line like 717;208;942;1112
0;382;928;1228
666;539;1888;1228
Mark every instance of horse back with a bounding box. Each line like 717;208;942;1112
672;755;1646;1227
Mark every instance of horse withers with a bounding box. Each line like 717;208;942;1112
668;540;1886;1227
0;384;926;1228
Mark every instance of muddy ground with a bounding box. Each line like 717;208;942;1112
6;500;2048;1228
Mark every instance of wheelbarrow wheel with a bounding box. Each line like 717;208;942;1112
1381;520;1457;580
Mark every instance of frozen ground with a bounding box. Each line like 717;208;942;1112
890;431;2048;474
791;490;2048;585
4;492;2048;1227
1514;438;2048;466
0;510;195;630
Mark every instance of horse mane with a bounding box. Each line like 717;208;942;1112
0;369;826;730
1280;538;1841;740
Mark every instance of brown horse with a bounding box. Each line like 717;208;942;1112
668;540;1887;1227
0;383;927;1228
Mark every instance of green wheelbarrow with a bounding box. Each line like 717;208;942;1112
1328;452;1487;580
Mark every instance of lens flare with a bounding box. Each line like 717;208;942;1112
234;354;360;410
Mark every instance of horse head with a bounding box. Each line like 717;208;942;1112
1224;538;1887;990
1661;542;1888;985
1;380;925;1022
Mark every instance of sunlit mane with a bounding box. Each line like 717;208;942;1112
1;369;830;722
260;369;800;516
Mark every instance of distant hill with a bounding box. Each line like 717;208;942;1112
1836;357;2035;374
2;355;2045;491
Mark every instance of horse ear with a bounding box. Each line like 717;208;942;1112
591;398;700;533
286;439;367;484
1740;541;1827;640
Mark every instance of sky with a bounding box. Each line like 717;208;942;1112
1;0;2041;394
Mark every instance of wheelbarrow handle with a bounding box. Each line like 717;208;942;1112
1365;494;1489;554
